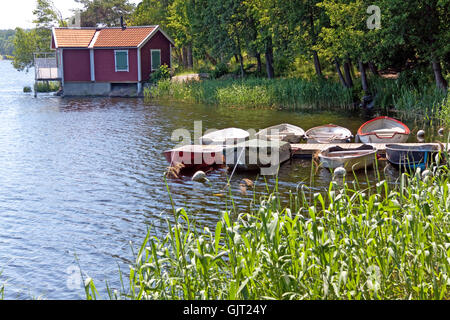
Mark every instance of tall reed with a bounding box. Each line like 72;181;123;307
145;78;355;111
144;77;446;118
86;158;450;300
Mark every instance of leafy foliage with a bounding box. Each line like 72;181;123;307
74;0;136;27
150;64;171;83
0;30;15;57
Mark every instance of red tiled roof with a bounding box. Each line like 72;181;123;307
53;27;159;48
94;27;156;47
53;29;97;48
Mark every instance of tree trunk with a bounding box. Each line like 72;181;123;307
174;48;183;66
359;60;369;94
256;53;262;74
309;8;322;78
182;47;188;68
265;38;275;79
334;58;348;88
204;52;217;66
343;59;353;88
239;53;244;78
236;35;244;79
312;50;322;78
187;45;194;69
431;59;448;91
368;62;379;76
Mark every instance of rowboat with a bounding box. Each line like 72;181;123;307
163;145;224;169
223;139;291;173
200;128;249;146
305;124;352;144
357;117;410;143
318;145;377;171
386;144;440;170
255;123;305;143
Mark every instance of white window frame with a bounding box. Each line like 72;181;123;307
151;49;161;71
115;50;129;72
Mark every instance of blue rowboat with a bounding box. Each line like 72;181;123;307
385;144;441;170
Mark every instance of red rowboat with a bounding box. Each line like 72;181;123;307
357;116;410;143
163;145;224;169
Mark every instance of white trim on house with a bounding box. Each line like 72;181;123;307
137;47;142;94
88;31;101;48
114;50;129;72
151;49;161;71
137;48;142;82
90;49;95;81
60;49;64;86
51;27;58;49
170;45;173;70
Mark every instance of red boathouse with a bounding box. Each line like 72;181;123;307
50;25;174;96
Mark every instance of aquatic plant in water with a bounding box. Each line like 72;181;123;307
85;156;450;300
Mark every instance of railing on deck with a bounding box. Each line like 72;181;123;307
34;52;60;81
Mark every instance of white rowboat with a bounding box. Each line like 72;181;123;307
318;144;377;171
200;128;250;146
223;139;291;173
305;124;352;144
256;123;305;143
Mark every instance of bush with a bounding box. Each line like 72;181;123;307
150;64;171;83
23;86;32;93
211;62;229;79
36;81;60;93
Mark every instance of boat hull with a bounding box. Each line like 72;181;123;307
163;145;225;169
305;124;352;144
200;128;250;145
256;123;305;144
358;133;409;144
307;137;350;144
357;117;410;144
319;145;377;171
223;139;291;173
385;144;440;170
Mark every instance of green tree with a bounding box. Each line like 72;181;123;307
375;0;448;91
0;30;16;57
12;28;38;71
13;0;65;72
75;0;136;27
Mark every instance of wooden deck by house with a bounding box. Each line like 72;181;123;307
291;143;449;157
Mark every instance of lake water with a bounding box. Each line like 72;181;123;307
0;60;443;299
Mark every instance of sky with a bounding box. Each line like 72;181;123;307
0;0;141;29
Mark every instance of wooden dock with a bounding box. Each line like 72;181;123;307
291;143;449;157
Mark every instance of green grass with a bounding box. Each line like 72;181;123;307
145;77;355;111
86;155;450;300
369;77;448;117
439;94;450;127
144;76;447;118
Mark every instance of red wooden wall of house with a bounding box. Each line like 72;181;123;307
94;49;139;82
63;49;91;82
140;31;172;82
